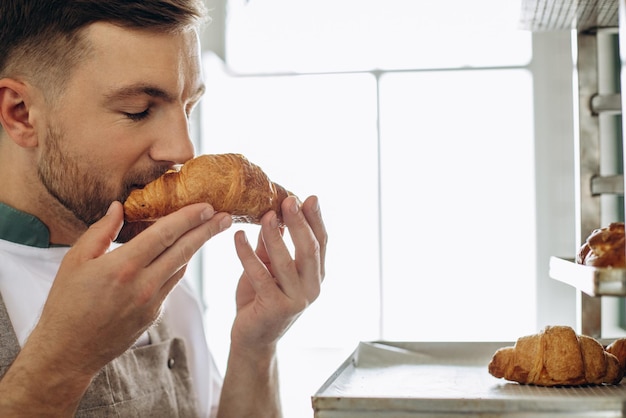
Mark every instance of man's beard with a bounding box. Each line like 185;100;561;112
37;125;165;241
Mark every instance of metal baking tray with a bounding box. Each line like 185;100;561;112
549;256;626;296
312;341;626;417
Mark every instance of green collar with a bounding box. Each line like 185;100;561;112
0;202;52;248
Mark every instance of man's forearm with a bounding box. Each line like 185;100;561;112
0;343;93;417
217;345;282;418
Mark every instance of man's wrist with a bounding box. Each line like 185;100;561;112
0;342;94;416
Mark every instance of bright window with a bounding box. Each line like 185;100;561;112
378;69;535;341
198;1;534;415
225;0;530;72
199;64;381;357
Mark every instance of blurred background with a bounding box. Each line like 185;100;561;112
185;0;625;415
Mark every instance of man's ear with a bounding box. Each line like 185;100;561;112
0;78;37;147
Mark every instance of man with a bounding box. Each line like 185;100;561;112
0;1;327;417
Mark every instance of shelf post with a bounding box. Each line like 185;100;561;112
573;29;603;337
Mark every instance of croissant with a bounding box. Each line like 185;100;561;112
576;222;626;267
123;154;292;224
488;325;623;386
606;338;626;370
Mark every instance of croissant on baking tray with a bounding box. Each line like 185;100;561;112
607;338;626;371
488;325;623;386
123;153;293;225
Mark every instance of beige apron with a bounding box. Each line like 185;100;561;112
0;292;200;417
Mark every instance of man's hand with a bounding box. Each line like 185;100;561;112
232;195;326;350
0;201;232;417
218;195;327;418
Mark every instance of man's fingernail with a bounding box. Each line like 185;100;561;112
201;206;215;222
290;198;299;215
219;215;232;230
311;196;320;213
106;202;116;215
270;213;279;229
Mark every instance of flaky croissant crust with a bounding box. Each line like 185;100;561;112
123;153;292;224
488;326;623;386
577;222;626;268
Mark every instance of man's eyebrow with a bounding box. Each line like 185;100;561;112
103;84;205;103
104;84;175;103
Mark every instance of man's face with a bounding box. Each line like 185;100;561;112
37;22;204;227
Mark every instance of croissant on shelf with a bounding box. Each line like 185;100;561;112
488;325;623;386
123;153;293;225
576;222;626;268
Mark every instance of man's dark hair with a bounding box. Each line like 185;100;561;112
0;0;207;101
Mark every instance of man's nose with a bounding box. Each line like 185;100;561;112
149;111;195;164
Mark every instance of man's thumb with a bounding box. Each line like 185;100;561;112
71;201;124;260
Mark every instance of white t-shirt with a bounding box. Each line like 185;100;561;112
0;237;222;418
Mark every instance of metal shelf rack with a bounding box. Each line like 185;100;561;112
524;0;624;338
